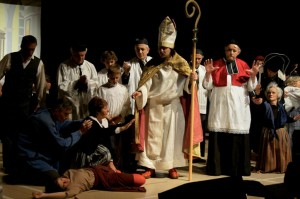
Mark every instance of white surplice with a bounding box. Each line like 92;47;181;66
125;56;152;115
203;74;257;134
97;83;131;122
196;64;208;114
57;59;99;119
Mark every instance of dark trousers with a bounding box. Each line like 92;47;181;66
200;114;207;157
0;105;28;175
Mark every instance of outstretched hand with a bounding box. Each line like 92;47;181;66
131;91;142;99
204;59;219;74
120;118;135;132
246;60;261;77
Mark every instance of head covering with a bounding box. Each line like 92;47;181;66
263;53;290;80
158;16;177;49
135;37;148;45
264;56;283;72
255;55;265;61
223;38;240;48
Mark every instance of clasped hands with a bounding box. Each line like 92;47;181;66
74;75;88;92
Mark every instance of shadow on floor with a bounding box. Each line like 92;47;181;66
158;177;294;199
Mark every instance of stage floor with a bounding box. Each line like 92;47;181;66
0;142;287;199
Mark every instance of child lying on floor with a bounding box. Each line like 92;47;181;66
32;165;146;199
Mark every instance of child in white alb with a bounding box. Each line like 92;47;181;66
284;76;300;161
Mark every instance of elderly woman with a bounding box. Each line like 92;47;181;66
255;82;300;173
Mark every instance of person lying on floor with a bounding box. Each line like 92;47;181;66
32;165;146;199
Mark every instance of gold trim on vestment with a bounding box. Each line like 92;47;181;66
134;52;191;147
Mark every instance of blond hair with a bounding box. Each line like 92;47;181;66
285;76;300;87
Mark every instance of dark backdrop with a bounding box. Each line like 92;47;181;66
40;0;299;80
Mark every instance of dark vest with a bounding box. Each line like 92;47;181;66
2;52;40;117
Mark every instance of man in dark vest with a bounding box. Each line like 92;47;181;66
0;35;46;175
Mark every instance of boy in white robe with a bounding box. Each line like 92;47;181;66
97;65;132;171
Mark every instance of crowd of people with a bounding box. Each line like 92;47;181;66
0;15;299;199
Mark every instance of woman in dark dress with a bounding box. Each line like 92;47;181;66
255;82;300;173
71;96;135;172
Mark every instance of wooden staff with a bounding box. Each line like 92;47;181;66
185;0;201;181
